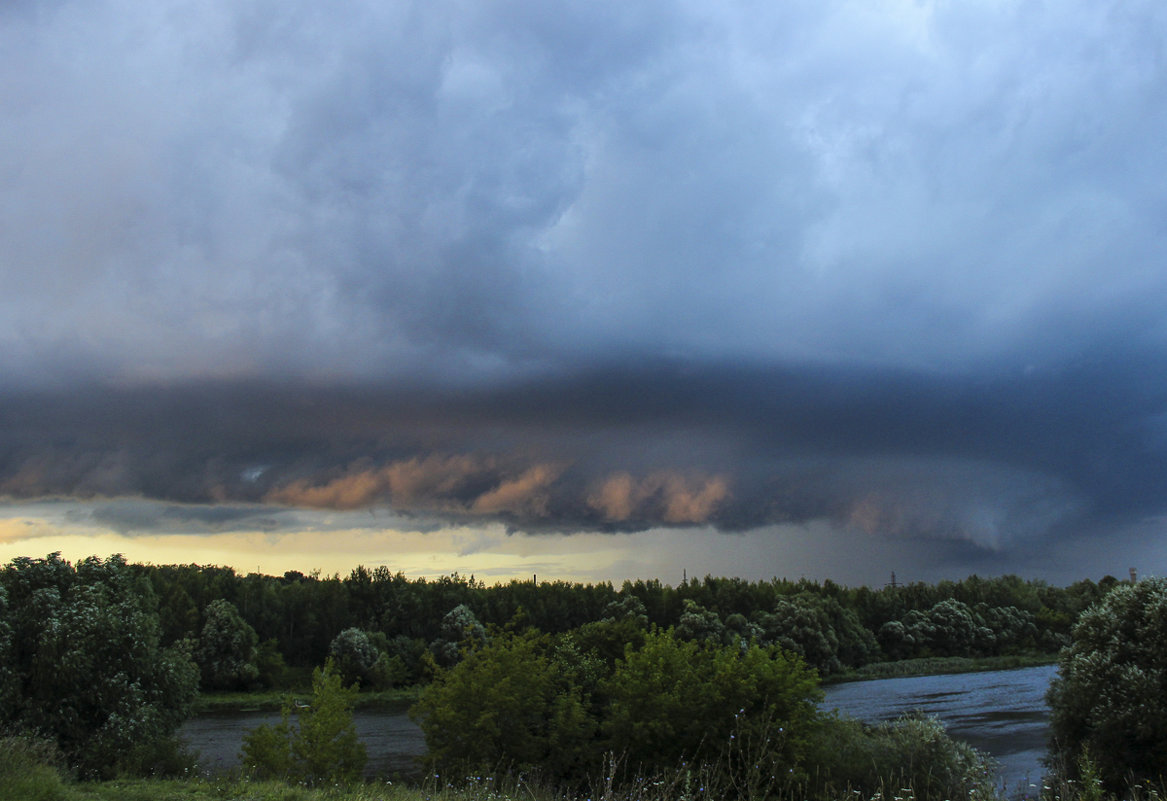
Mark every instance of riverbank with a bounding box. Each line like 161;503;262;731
194;685;421;713
826;653;1058;684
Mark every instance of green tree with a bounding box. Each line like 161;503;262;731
675;599;727;645
755;593;877;674
195;598;260;690
240;661;366;786
329;627;379;687
1047;577;1167;792
429;603;487;666
412;631;596;781
603;630;821;777
0;554;199;778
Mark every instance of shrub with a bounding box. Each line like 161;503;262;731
806;713;997;801
0;735;69;801
603;631;820;779
1047;577;1167;793
412;630;597;782
240;661;366;786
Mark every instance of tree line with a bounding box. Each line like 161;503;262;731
135;560;1116;688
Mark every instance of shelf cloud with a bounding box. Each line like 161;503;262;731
3;0;1167;580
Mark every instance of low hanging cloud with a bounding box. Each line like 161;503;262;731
0;354;1150;563
264;454;727;528
265;454;495;512
470;463;565;517
589;471;730;524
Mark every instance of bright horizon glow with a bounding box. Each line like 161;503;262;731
0;498;1139;588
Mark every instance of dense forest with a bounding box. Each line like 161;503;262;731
133;559;1114;688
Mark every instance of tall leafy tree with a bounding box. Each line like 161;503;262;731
328;627;379;687
0;554;198;777
1048;577;1167;792
195;598;260;690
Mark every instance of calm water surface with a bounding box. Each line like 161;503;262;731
180;702;426;780
822;664;1057;796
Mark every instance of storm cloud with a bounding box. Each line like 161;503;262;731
3;0;1167;578
0;354;1162;564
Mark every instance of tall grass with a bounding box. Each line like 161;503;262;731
0;735;71;801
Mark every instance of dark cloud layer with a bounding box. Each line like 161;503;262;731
3;1;1167;577
2;352;1164;562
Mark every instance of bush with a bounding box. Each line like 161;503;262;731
414;626;822;793
240;661;367;786
0;735;69;801
412;630;597;781
806;713;997;801
603;631;821;780
1048;577;1167;793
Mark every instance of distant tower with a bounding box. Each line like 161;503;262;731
888;571;898;589
1130;567;1138;583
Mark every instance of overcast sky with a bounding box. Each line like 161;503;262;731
2;0;1166;586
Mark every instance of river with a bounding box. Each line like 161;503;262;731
821;664;1057;797
181;663;1057;793
180;702;427;780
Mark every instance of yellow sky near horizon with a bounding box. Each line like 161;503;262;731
0;499;876;585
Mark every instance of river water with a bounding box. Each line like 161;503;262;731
181;663;1057;793
180;702;427;780
821;664;1057;797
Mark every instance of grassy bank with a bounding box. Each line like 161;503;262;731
826;653;1058;683
194;685;422;713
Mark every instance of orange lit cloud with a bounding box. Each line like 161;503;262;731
589;471;730;524
266;455;567;520
471;463;564;517
265;454;493;511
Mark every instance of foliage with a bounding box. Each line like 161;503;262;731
133;561;1100;676
195;599;260;691
0;735;69;801
428;604;488;667
754;593;877;675
415;625;820;792
603;630;821;778
254;638;289;689
805;712;997;801
240;662;367;786
1047;577;1167;793
0;553;199;779
878;598;1041;660
329;627;380;688
675;599;728;645
411;630;596;781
